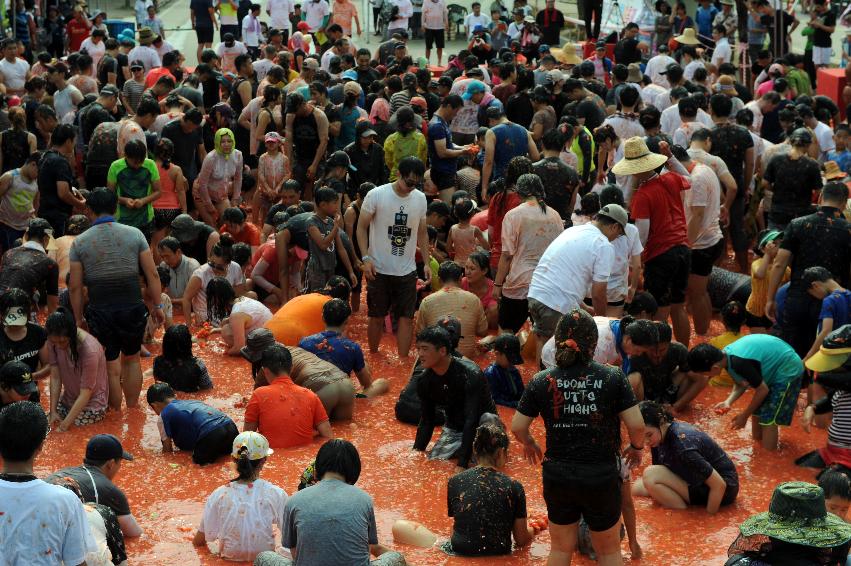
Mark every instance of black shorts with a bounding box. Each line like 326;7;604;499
195;26;214;44
192;421;239;465
690;239;724;277
688;481;738;507
292;159;326;193
85;303;149;361
644;245;691;307
745;311;772;329
367;271;418;319
498;296;529;334
154;208;182;231
424;28;445;49
543;475;622;531
431;169;456;191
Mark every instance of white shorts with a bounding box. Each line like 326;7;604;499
812;46;833;66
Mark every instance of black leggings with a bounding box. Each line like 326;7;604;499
583;0;603;39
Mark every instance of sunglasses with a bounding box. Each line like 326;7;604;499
208;261;228;271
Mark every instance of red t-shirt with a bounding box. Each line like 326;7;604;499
630;171;691;262
144;67;177;89
219;222;261;247
66;20;90;53
249;240;279;286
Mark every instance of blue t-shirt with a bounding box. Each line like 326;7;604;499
819;289;851;331
160;400;234;450
651;421;738;489
483;363;524;408
299;330;365;375
827;149;851;174
427;114;457;176
695;5;718;37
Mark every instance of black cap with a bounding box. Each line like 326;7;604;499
661;62;683;79
437;75;453;87
326;150;357;171
130;59;144;70
493;334;524;365
85;434;133;461
27;217;54;240
0;360;37;396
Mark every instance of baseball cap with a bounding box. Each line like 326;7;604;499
100;84;120;97
660;62;683;77
327;150;357;171
493;334;524;365
264;131;283;144
356;120;378;138
231;431;274;460
523;15;535;23
546;69;565;84
0;361;37;396
437;75;453;88
597;204;629;228
130;60;144;70
461;80;486;100
393;41;406;51
341;69;358;81
86;434;134;461
302;58;320;70
343;81;362;97
538;44;550;53
595;40;607;49
473;24;486;33
3;305;27;327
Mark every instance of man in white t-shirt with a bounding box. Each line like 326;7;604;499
267;0;295;40
464;2;491;39
527;204;625;365
304;0;331;32
744;91;780;135
0;401;96;566
80;29;107;78
388;0;413;36
356;156;429;359
645;47;675;88
709;25;731;70
0;39;29;96
215;33;248;74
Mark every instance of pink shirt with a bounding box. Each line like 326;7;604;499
49;332;109;413
331;0;358;34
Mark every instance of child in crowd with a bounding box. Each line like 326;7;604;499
193;431;287;561
709;301;746;387
571;192;600;226
152;325;214;392
447;198;488;265
803;266;851;363
746;229;789;333
483;334;525;408
305;186;355;292
820;468;851;523
146;382;239;465
828;124;851;174
254;131;289;226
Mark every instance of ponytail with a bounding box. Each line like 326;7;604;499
231;446;264;482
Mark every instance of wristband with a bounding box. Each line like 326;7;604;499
630;442;644;451
155;304;163;310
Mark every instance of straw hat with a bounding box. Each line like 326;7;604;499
824;160;847;180
713;74;736;94
552;44;581;65
611;137;668;176
674;27;701;45
627;63;642;83
138;27;158;46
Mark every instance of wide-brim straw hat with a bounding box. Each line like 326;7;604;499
552;45;581;65
627;63;642;83
824;160;847;180
611;137;668;176
674;27;701;45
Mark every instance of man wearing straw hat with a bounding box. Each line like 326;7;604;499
615;137;693;347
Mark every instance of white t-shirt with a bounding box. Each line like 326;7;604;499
361;182;428;276
127;45;161;72
54;85;84;123
645;54;675;87
190;261;246;322
660;105;714;137
421;0;446;30
641;83;667;110
602;114;645;164
389;0;413;29
304;0;331;31
814;121;835;160
744;100;763;133
200;479;289;562
253;58;274;81
464;13;491;38
231;296;273;331
528;223;614;314
541;316;620;369
84;505;113;566
242;14;262;47
155;39;177;59
602;223;642;302
215;41;249;74
711;37;731;68
500;201;564;300
80;37;106;76
268;0;295;29
683;60;705;82
0;57;30;91
688;147;731;180
685;162;723;250
0;479;96;566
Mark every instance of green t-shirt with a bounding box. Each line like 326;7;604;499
786;68;812;97
107;158;159;229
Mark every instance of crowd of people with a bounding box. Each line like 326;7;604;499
1;0;851;564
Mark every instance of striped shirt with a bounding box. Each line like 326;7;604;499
829;391;851;448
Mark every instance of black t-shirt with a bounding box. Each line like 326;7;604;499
190;0;215;27
764;153;822;219
37;149;76;218
201;75;221;112
0;246;60;299
97;53;128;90
414;358;497;468
709;123;754;191
0;323;46;372
813;10;836;47
47;465;132;516
532;157;578;221
761;10;796;53
614;37;641;65
574;98;606;132
505;91;534;130
651;421;739;489
284;212;313;251
80;102;114;147
448;466;526;556
516;362;637;483
161;119;203;180
630;342;690;405
782;206;851;295
181;223;216;265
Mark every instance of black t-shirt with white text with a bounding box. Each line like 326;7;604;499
0;323;46;372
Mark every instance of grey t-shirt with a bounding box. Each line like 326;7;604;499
283;479;378;566
46;465;132;517
306;213;337;272
164;255;201;299
69;220;149;306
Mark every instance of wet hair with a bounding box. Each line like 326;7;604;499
468;250;490;273
315;438;361;484
157;264;171;288
473;422;509;460
0;401;48;462
124;139;147;162
515;173;546;212
232;444;265;482
542;128;564;151
619;85;639;108
357;182;375;199
599;184;625;208
820;469;851;501
260;343;293;375
593;124;618;146
720;301;746;333
314;186;337;205
688;343;725;372
51;123;76;147
622;318;659;347
222;207;246;225
416;325;452;353
206;277;236;324
322;298;351;327
146;382;175;404
678;96;698;118
505;156;533;189
427;224;438;243
709;93;733;118
397;156;426;178
578;192;600;216
453;198;476;221
157;236;181;253
736;108;754;127
155;137;175;168
823;182;850;206
45;307;79;366
639;400;674;429
626;291;658;317
438;261;464;284
211;233;235;264
162;324;194;361
553;309;598;368
655;321;672;343
0;287;31;318
639;106;661;131
45;474;85;501
324;275;352;302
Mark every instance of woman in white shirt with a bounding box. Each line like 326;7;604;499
182;234;247;324
205;276;273;356
194;432;288;562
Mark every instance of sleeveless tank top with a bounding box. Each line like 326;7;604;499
492;122;530;180
154;162;180;210
292;110;320;161
231;296;273;332
0;168;38;230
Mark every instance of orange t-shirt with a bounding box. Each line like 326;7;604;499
331;0;358;35
264;293;331;345
244;376;329;448
219;222;262;247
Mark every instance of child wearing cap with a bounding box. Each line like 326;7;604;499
193;431;288;561
483;334;525;407
0;360;39;408
746;229;790;333
146;382;239;465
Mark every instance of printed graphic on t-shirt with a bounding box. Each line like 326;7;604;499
388;206;411;256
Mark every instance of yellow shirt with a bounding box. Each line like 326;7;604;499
746;258;790;318
708;331;743;387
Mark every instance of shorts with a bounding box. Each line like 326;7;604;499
292;159;325;192
644;245;690;307
812;46;832;66
543;474;622;531
57;402;106;426
688;481;738;507
424;28;445;50
367;271;418;319
154;208;182;231
192;421;239;465
85;302;149;361
195;26;214;44
498;296;529;334
690;239;725;277
431;169;456;191
756;373;803;426
528;297;563;340
0;223;25;252
304;260;335;293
